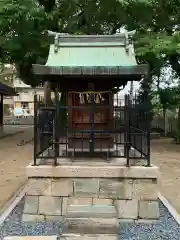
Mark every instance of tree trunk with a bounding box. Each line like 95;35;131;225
44;81;51;105
129;81;134;101
177;106;180;143
163;107;167;136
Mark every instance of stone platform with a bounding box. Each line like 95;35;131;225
23;158;159;223
21;158;159;238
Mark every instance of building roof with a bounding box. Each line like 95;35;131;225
0;83;17;96
33;32;148;79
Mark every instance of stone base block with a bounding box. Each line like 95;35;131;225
66;205;117;218
60;234;118;240
115;199;138;219
139;200;159;219
26;164;159;179
63;218;119;234
4;237;57;240
22;214;45;222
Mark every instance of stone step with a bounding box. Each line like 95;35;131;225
66;205;117;218
63;217;119;234
61;234;118;240
4;237;57;240
4;235;118;240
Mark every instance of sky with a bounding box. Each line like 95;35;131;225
118;81;140;97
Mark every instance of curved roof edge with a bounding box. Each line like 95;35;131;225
47;30;136;46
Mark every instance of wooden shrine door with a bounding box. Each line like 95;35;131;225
68;91;114;154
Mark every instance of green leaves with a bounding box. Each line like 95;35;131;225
1;0;180;87
0;0;49;85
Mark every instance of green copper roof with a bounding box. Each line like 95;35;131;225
33;32;148;77
46;42;136;67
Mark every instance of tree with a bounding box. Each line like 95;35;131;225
158;87;176;135
1;0;180;102
174;88;180;143
0;0;50;87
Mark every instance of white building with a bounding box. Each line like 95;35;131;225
13;77;44;116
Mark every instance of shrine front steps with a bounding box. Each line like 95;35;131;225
22;162;159;236
63;204;118;234
63;217;118;235
66;205;117;218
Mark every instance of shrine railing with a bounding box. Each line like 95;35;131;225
125;94;151;166
33;92;151;166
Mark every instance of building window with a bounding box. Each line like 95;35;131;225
21;102;29;109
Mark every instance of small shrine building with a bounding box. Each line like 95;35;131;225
22;32;159;233
32;31;149;159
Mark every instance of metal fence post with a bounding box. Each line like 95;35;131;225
124;94;130;166
146;92;151;166
33;93;38;166
54;88;59;165
124;95;128;158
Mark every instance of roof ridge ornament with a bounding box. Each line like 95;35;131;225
115;30;136;54
46;30;136;53
47;30;69;53
115;29;136;37
125;31;129;54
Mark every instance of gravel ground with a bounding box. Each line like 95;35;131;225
0;198;180;240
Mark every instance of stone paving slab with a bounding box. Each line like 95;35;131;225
66;205;117;218
4;237;57;240
60;234;118;240
4;235;118;240
64;217;119;234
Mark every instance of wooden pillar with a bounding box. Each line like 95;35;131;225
0;94;3;126
88;83;95;153
68;91;73;151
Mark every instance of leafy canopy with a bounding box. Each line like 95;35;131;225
1;0;180;86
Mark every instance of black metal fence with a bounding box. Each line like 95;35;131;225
33;92;151;166
127;95;151;166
